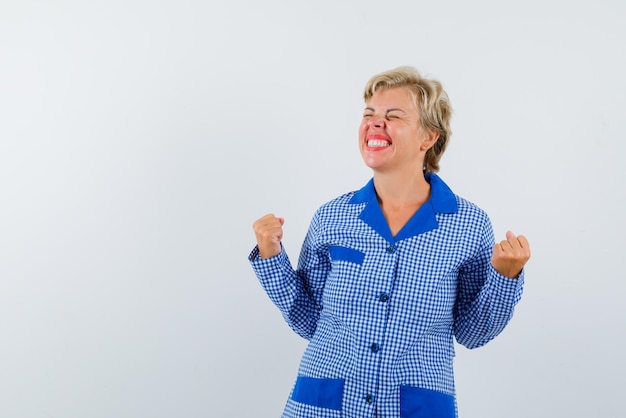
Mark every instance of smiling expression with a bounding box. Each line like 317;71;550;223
359;87;437;174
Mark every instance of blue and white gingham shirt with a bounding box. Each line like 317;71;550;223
249;174;524;418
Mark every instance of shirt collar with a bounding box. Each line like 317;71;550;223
348;173;458;243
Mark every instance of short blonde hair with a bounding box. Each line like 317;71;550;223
363;66;452;173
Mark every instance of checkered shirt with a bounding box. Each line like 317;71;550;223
249;174;524;418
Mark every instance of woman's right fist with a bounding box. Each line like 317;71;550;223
252;214;285;259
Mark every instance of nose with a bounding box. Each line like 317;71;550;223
368;116;385;128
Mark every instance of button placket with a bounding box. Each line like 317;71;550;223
361;241;395;410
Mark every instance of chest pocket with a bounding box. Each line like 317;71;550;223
325;246;366;317
329;245;365;265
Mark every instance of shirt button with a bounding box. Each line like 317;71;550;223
370;343;380;353
386;245;396;254
365;394;374;404
379;292;389;302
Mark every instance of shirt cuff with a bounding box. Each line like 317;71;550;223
248;244;289;279
489;264;525;302
248;244;284;262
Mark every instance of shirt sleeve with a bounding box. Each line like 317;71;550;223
248;212;330;340
453;215;525;349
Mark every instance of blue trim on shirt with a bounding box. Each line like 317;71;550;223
329;245;365;264
399;386;456;418
349;173;458;242
290;376;344;410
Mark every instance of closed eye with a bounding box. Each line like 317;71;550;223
386;109;406;119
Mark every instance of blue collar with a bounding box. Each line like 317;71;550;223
348;173;458;243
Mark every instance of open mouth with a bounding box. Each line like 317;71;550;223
367;139;391;148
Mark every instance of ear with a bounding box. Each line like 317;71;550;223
420;130;440;151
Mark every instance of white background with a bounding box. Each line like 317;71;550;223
1;1;624;417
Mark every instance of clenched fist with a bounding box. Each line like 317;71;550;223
252;214;285;259
491;231;531;278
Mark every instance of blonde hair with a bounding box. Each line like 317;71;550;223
363;66;452;173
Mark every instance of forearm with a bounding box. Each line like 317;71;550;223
454;265;524;349
249;246;320;339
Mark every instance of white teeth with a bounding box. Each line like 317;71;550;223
368;139;390;147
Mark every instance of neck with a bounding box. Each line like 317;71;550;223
373;168;431;208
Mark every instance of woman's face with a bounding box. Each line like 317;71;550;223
359;87;437;174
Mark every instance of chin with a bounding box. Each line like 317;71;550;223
362;160;386;171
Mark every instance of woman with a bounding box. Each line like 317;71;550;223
249;66;530;418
